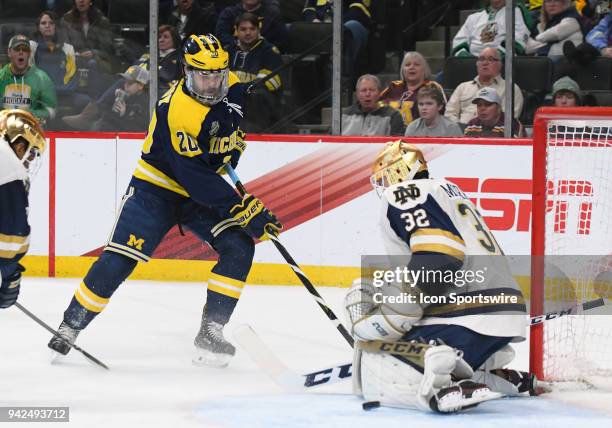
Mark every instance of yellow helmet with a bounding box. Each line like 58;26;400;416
0;109;46;178
182;34;230;105
371;140;428;195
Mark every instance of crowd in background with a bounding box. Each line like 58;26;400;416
0;0;610;135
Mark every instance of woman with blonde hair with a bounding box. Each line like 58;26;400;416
526;0;584;57
379;51;446;126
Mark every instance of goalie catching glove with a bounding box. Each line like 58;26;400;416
229;194;282;240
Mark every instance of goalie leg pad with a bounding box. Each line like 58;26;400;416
473;345;524;396
358;344;461;411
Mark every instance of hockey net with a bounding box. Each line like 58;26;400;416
530;107;612;389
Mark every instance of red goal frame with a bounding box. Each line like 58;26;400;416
530;107;612;380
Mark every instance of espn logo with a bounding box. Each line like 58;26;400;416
447;178;594;235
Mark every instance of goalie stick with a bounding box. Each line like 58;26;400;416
235;293;611;392
234;324;352;392
225;165;354;348
15;303;109;370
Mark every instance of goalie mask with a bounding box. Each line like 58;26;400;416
371;140;428;196
0;109;46;180
182;34;229;106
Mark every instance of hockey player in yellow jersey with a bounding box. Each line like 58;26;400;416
344;141;531;412
48;34;282;367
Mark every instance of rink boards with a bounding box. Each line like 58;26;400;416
22;133;538;285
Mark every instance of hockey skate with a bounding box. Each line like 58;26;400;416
193;307;235;368
430;380;503;413
48;321;81;358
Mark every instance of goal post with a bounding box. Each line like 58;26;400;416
530;107;612;384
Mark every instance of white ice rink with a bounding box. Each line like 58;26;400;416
1;278;611;427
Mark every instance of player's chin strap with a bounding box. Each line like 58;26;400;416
224;164;354;348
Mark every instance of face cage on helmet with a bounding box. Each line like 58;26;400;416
22;145;43;181
370;158;422;197
185;67;229;106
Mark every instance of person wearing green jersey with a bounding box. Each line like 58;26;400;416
0;35;57;125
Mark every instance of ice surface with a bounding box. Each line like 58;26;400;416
1;278;611;427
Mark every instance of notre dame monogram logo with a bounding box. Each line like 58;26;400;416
393;184;420;204
127;234;145;251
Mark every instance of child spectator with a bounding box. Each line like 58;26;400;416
552;76;581;106
380;52;445;126
404;85;463;137
62;65;149;132
0;35;57;125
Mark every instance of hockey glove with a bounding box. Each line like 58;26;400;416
0;264;25;309
230;194;282;240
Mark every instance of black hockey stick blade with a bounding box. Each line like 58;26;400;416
15;303;109;370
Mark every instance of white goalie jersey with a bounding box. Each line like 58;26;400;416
379;178;527;341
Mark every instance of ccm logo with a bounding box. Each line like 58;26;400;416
446;178;594;235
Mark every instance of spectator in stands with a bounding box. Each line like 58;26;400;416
29;10;90;116
229;12;282;132
564;10;612;63
62;0;114;96
0;35;57;124
464;87;524;138
302;0;373;78
63;65;149;132
164;0;217;40
342;74;405;136
404;85;463;137
446;47;523;125
380;52;445;126
526;0;584;57
452;0;530;57
135;25;182;93
216;0;288;52
552;76;581;106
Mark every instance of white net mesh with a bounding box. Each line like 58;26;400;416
542;119;612;386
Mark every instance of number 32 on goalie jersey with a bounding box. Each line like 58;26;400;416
382;179;503;260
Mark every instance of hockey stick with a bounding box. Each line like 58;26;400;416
15;302;109;370
236;292;612;392
233;324;352;392
224;165;354;348
530;297;608;325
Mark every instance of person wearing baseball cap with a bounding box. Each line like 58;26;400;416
119;65;151;86
0;34;57;124
464;87;524;137
552;76;581;107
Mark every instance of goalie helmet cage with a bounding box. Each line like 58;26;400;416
530;107;612;386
